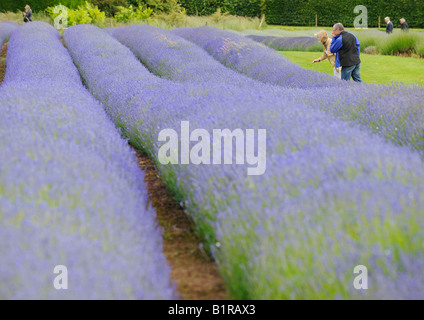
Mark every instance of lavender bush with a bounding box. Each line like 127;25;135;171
246;35;322;51
0;22;176;299
106;25;260;88
65;24;424;299
173;27;424;152
172;26;343;89
0;21;18;47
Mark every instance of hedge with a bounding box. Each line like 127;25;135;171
265;0;424;28
179;0;264;17
178;0;223;15
0;0;181;14
2;0;422;27
223;0;263;17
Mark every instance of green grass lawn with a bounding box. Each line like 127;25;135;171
281;51;424;86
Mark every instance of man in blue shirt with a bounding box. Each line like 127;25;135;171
385;17;394;34
330;23;363;83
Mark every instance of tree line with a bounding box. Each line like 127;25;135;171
1;0;423;28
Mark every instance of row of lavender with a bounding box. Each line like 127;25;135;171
246;35;321;51
0;21;18;47
169;26;344;89
0;22;176;299
105;25;345;93
174;27;424;153
106;25;424;298
108;25;424;153
65;24;424;299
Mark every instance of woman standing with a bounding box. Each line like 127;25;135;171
23;5;32;23
311;30;341;79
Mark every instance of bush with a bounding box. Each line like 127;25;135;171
265;0;424;28
46;1;105;26
209;8;229;24
356;33;379;52
0;0;88;12
127;0;181;13
378;33;417;55
179;0;225;16
68;6;93;24
115;4;153;22
179;0;264;17
91;0;127;17
152;5;187;27
417;41;424;58
363;46;378;54
222;0;264;18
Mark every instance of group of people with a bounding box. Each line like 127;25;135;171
19;5;409;84
385;17;409;33
312;23;362;82
312;17;411;83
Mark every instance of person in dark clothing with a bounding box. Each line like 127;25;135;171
385;17;393;34
330;23;362;83
23;5;32;23
400;18;409;32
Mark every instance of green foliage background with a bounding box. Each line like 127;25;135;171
179;0;263;17
265;0;424;28
0;0;177;13
0;0;87;12
1;0;423;27
0;0;264;17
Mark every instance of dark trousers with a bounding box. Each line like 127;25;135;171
341;63;362;82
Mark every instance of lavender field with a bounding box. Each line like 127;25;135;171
0;22;175;299
0;21;18;46
1;21;424;300
246;35;322;51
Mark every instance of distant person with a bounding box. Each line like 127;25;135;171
311;30;341;79
385;17;393;34
400;18;409;32
330;23;362;83
23;5;32;23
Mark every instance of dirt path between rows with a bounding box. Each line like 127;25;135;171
3;37;230;300
135;150;230;300
0;43;7;84
62;38;230;299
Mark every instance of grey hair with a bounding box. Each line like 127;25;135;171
400;18;405;22
385;17;390;21
333;23;344;31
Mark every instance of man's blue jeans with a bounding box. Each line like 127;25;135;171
341;63;363;82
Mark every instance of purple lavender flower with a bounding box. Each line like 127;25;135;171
0;22;176;299
173;26;342;89
108;25;259;87
247;35;321;51
173;27;424;152
0;21;19;47
65;24;424;299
